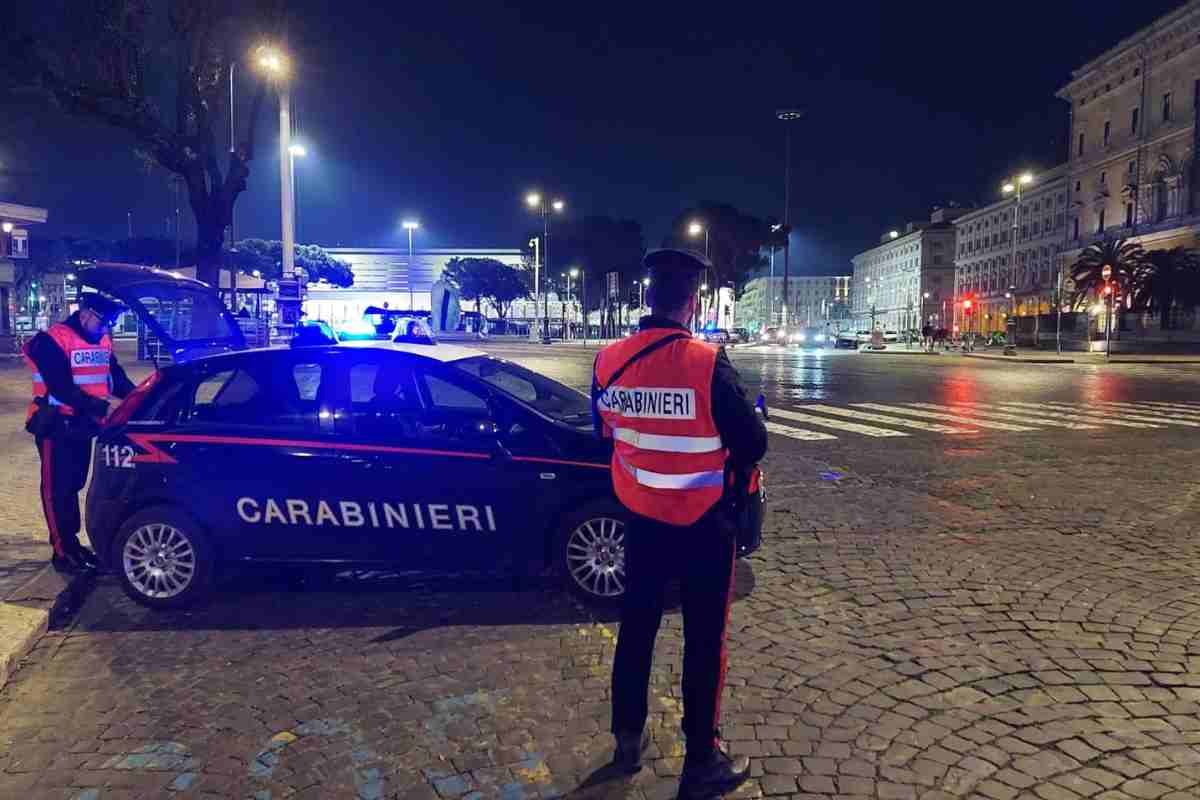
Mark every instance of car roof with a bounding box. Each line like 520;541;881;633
179;340;487;370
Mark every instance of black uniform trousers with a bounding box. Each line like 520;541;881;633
610;510;737;760
35;432;94;558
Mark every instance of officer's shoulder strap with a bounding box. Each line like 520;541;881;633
597;332;689;394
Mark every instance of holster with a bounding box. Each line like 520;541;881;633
25;398;60;437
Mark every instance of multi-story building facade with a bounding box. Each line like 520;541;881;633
0;201;49;342
1057;0;1200;260
736;274;850;332
952;167;1069;333
851;207;968;331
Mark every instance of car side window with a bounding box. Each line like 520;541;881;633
347;357;423;438
422;373;490;413
188;358;324;433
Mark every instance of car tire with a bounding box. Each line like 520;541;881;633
111;506;215;610
555;501;629;605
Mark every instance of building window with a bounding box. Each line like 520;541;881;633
1104;120;1111;145
1163;91;1172;121
1098;208;1106;232
1131;107;1139;134
1125;203;1133;226
1078;132;1085;156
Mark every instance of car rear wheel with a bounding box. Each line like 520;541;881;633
556;502;628;604
112;507;214;610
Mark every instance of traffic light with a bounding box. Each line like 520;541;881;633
962;298;973;314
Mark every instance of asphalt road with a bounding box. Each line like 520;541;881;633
3;344;1200;800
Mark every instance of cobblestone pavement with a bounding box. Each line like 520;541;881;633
2;346;1200;799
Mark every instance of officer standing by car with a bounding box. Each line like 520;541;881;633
592;249;768;798
23;293;135;573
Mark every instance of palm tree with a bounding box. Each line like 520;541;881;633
1131;247;1200;329
1068;238;1147;310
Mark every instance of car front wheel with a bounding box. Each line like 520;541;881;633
557;503;628;604
112;507;214;610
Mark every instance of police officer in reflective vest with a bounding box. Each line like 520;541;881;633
593;249;767;798
23;293;135;573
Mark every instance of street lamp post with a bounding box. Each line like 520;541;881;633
526;192;565;343
769;223;782;328
403;219;420;312
289;143;307;242
776;109;804;331
568;267;580;341
639;277;649;316
1001;171;1034;354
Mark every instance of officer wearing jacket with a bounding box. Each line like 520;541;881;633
592;249;768;798
23;293;135;573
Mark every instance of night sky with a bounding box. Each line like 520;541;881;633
2;0;1188;275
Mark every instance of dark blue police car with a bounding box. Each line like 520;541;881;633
81;265;761;609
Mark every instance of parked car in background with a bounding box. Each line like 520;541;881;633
701;328;730;344
729;328;750;344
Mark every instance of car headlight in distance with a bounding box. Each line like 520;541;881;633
815;334;826;342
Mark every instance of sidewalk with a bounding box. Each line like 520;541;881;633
962;350;1200;365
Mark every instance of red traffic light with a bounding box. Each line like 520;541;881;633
962;298;973;311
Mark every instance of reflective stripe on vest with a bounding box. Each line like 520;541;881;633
618;454;725;489
612;427;723;454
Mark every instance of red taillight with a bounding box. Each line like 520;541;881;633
104;371;163;429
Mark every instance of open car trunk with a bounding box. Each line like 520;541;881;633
79;263;247;363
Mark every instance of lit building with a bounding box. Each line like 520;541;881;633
305;247;524;326
952;166;1069;333
736;275;850;332
0;201;49;341
1057;0;1200;257
851;206;969;331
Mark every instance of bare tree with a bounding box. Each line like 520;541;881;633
5;0;285;286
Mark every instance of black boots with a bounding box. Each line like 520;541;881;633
611;730;647;774
678;745;751;800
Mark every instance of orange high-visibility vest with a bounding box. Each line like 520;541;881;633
24;322;112;420
595;327;727;526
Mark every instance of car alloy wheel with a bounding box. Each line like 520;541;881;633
122;522;197;600
565;515;626;599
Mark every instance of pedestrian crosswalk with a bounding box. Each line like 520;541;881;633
760;399;1200;444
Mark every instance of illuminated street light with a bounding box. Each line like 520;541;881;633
1019;172;1034;185
1002;182;1015;194
288;144;307;157
889;230;899;239
402;220;420;310
402;219;420;231
688;221;703;236
1;222;11;233
525;191;567;341
701;283;708;292
569;267;579;278
255;45;287;76
642;277;650;286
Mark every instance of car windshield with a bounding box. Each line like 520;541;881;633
451;356;592;424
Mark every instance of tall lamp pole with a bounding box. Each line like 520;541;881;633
403;219;420;312
776;108;804;330
688;221;710;332
526;192;565;343
1001;171;1034;354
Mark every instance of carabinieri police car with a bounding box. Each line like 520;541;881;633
80;264;761;609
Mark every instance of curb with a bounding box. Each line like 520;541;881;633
858;348;942;356
0;565;95;690
962;353;1075;364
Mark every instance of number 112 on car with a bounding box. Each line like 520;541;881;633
101;444;135;469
